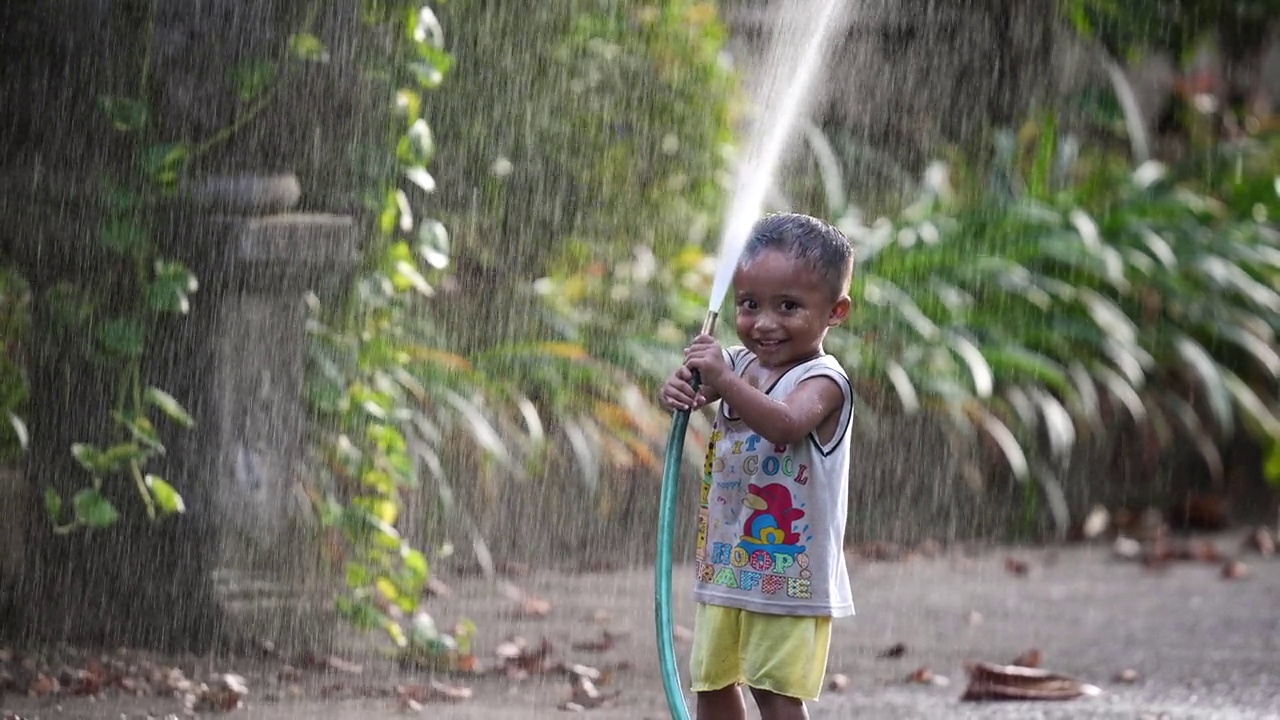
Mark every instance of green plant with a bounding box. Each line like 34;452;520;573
38;0;335;534
824;118;1280;533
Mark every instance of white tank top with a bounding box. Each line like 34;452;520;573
692;346;855;618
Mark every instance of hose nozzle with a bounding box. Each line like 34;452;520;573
700;310;718;337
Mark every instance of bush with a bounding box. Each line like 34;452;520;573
825;120;1280;533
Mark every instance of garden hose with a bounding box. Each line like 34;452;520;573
655;310;717;720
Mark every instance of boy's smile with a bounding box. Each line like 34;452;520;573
732;250;850;369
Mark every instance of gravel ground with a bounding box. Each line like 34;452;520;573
5;532;1278;719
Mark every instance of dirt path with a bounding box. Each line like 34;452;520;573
5;533;1279;719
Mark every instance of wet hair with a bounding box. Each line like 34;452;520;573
738;212;854;298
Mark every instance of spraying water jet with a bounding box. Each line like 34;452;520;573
653;1;850;717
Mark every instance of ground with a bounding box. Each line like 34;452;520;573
3;531;1278;720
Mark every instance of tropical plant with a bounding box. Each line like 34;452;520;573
821;117;1280;535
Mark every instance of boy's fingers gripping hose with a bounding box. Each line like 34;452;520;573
655;311;716;720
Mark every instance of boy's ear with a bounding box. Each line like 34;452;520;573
827;295;851;326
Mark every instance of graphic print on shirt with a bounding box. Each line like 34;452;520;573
696;430;815;600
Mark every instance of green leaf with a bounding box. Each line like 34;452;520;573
401;547;429;583
416;219;450;269
101;218;148;255
145;474;186;515
43;487;62;521
411;6;445;48
228;59;277;102
73;488;120;528
288;33;331;63
1172;334;1233;438
146;260;199;314
98;96;148;132
143;144;189;188
71;443;105;474
145;387;195;428
7;411;28;451
400;120;435;165
97;317;146;359
404;166;436;194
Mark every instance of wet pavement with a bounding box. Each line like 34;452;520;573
5;532;1279;719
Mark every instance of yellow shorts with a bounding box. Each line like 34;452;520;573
688;602;832;702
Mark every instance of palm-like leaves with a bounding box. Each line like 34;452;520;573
830;125;1280;534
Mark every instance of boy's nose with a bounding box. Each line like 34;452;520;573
754;313;780;331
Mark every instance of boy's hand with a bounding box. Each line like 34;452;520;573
659;365;703;412
684;334;731;390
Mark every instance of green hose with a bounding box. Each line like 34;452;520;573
655;403;694;720
657;312;715;720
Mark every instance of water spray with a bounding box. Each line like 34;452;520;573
652;1;848;718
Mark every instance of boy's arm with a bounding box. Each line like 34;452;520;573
712;373;844;447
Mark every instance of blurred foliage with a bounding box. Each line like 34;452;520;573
1061;0;1280;61
822;117;1280;533
304;1;462;654
429;0;736;291
302;0;742;655
0;268;29;465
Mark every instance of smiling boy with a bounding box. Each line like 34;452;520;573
660;212;856;720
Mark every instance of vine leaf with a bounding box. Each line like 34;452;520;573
289;33;331;63
98;96;148;132
143;144;190;189
101;218;148;256
43;487;62;521
73;488;120;528
146;474;186;515
97;317;146;360
145;387;195;428
147;260;200;315
228;59;277;102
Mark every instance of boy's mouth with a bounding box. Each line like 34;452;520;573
754;339;786;349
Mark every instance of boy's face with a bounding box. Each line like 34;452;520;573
731;249;850;368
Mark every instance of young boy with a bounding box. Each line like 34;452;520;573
660;212;856;720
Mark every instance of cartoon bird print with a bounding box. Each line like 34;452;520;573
739;483;806;553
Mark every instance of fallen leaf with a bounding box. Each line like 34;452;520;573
27;673;56;698
906;666;933;684
1003;557;1030;576
559;668;621;711
877;642;908;659
1009;648;1041;669
495;636;557;676
1081;505;1110;540
915;539;944;558
960;661;1101;702
827;673;850;692
188;673;248;713
500;582;553;618
673;625;694;644
1221;559;1249;580
1112;668;1140;684
298;651;363;674
1243;527;1276;557
1111;536;1142;561
572;630;628;653
397;680;473;706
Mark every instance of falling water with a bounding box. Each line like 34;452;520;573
706;0;851;312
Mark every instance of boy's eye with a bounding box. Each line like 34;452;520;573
738;298;758;311
780;300;800;311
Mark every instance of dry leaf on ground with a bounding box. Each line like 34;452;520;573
961;661;1101;702
1009;648;1041;668
572;630;628;653
877;642;907;659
